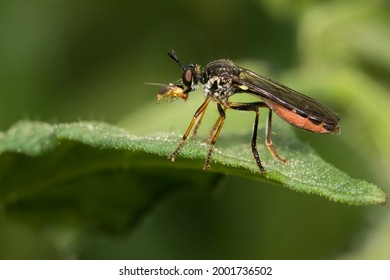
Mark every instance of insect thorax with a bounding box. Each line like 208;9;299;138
199;59;240;102
202;75;236;102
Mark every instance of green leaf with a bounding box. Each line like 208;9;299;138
0;120;386;229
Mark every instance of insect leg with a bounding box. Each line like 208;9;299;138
206;115;223;144
191;108;206;139
168;98;212;162
226;101;268;173
265;109;287;163
203;103;226;170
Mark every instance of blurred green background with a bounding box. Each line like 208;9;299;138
1;0;390;259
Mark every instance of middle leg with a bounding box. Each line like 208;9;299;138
203;103;226;169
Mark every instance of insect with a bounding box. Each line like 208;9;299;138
157;50;340;173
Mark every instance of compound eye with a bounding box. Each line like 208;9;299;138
182;69;193;88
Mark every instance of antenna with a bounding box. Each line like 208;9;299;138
167;50;185;70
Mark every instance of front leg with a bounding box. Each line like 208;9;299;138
168;98;212;162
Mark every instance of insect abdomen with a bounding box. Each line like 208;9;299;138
265;100;339;134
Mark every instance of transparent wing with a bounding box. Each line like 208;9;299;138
232;67;340;129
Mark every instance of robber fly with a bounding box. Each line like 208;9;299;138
156;50;340;173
